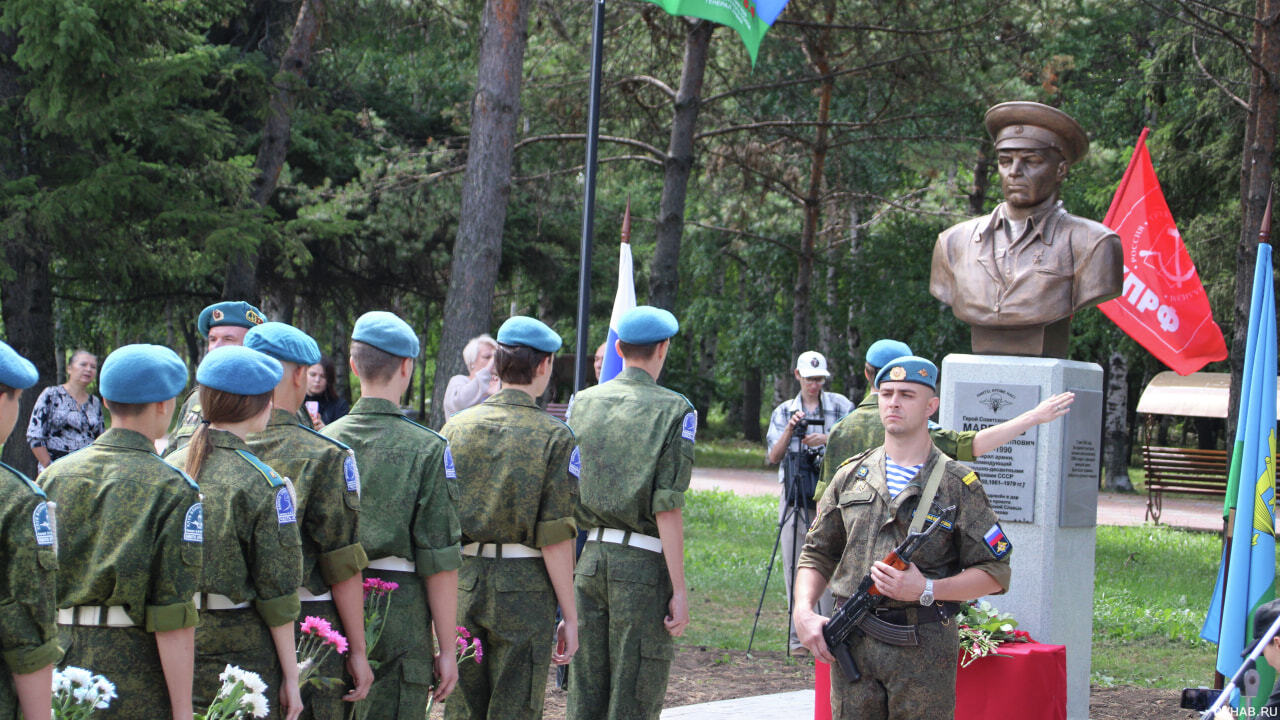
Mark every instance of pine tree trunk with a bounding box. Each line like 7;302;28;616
429;0;533;428
1103;351;1134;492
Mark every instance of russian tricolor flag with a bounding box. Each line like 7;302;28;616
599;203;635;383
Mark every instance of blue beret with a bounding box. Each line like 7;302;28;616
352;311;419;358
874;355;938;391
197;301;267;336
0;341;38;390
616;306;679;344
865;339;913;369
100;345;188;403
197;346;283;395
244;322;321;366
496;316;562;353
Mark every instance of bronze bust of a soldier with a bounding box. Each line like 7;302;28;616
930;101;1123;358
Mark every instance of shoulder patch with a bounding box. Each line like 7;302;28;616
32;501;55;546
443;446;457;479
300;424;352;452
343;453;361;495
568;446;582;478
962;471;979;487
984;523;1011;559
235;450;285;488
681;411;698;443
275;486;297;525
183;503;203;542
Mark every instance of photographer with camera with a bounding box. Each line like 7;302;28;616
765;351;852;656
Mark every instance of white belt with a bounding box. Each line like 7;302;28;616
589;527;663;554
298;587;334;602
367;556;416;573
57;606;136;628
461;542;542;559
195;593;251;611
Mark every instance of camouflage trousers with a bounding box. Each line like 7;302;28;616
0;670;12;720
195;608;284;720
829;617;959;720
297;598;352;720
355;568;435;719
566;542;673;720
444;556;556;720
59;624;169;719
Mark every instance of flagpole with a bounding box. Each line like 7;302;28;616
574;0;606;394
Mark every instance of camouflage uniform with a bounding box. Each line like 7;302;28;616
166;390;312;457
799;445;1012;720
168;431;303;719
40;428;202;719
322;397;462;718
565;367;694;720
441;389;579;720
816;391;977;500
0;462;60;719
247;409;367;720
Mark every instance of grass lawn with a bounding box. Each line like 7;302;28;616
684;491;1223;688
694;439;769;470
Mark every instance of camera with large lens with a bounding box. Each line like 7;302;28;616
786;418;825;509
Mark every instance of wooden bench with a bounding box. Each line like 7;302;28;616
545;402;570;422
1142;445;1229;523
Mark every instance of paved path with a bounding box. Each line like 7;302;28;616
691;467;1224;532
660;690;811;719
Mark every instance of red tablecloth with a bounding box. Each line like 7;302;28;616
814;642;1066;720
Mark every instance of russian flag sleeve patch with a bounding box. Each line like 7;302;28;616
983;523;1011;559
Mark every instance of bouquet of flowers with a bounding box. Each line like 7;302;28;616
297;615;348;691
196;665;270;720
346;578;399;720
423;626;483;716
957;600;1032;667
51;667;116;719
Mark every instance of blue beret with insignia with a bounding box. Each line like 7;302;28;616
616;306;679;344
244;322;322;366
197;301;267;337
0;341;38;390
197;346;283;395
874;355;938;391
496;316;562;353
352;311;420;358
100;344;187;403
865;339;913;370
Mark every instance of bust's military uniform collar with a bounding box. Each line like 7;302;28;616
349;396;402;416
617;366;657;385
979;200;1064;247
485;388;539;408
95;427;160;453
207;428;251;451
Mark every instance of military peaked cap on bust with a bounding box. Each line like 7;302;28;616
100;345;187;404
352;311;420;358
197;346;283;395
0;341;38;390
616;306;679;344
496;316;562;353
244;322;322;366
874;355;938;391
985;101;1089;165
197;301;268;337
865;339;913;370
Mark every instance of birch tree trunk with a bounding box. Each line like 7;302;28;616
1103;351;1134;492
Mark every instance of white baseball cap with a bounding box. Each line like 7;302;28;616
796;351;830;378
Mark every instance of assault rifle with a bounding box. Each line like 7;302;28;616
822;505;957;682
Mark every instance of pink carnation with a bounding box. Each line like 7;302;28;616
323;630;349;655
457;626;471;639
300;616;332;636
472;638;483;664
384;581;399;592
456;636;467;652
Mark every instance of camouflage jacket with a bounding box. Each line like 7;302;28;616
799;445;1011;605
0;461;60;674
168;430;302;628
323;397;462;577
40;428;202;632
567;366;695;536
247;409;367;594
441;389;578;548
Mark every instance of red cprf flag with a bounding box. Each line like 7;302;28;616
1097;127;1227;375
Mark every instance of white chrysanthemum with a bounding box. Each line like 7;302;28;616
245;692;270;718
239;669;267;695
92;676;116;707
62;666;93;686
73;685;92;703
51;670;71;693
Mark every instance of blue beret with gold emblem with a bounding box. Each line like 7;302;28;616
244;322;321;366
100;344;187;403
197;346;283;395
197;301;267;336
616;306;679;344
352;311;420;358
496;316;562;353
874;355;938;391
865;339;913;370
0;341;38;390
